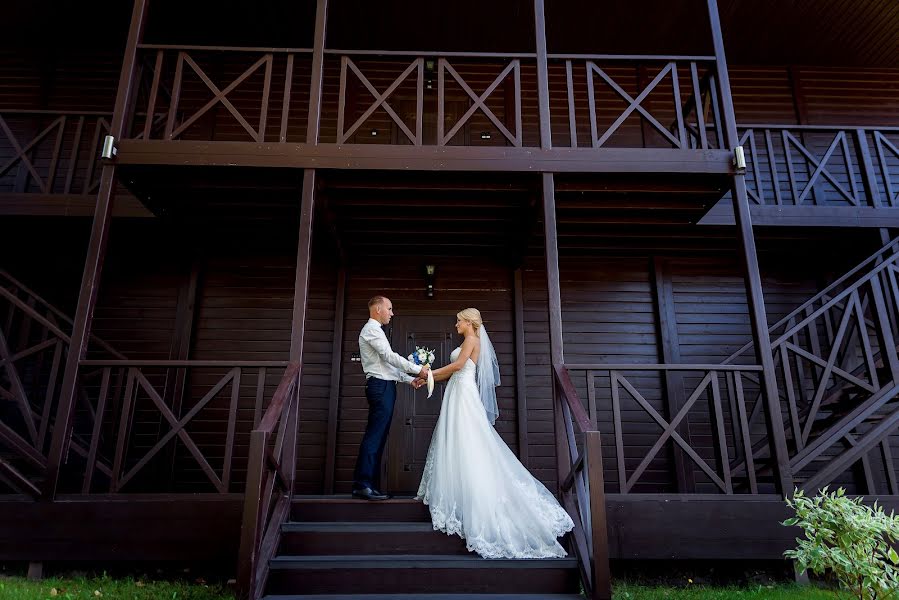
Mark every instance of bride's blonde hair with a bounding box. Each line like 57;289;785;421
457;308;483;336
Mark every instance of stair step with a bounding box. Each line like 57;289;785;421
280;521;470;555
292;496;431;522
266;555;580;595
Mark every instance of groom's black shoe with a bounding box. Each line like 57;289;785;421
352;487;390;501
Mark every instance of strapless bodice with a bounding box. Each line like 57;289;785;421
450;347;476;378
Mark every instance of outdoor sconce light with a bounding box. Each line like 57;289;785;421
425;264;436;298
370;129;379;136
100;135;117;159
480;131;492;140
734;145;746;170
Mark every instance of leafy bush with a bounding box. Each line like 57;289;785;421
784;487;899;600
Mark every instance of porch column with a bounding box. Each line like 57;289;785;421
43;0;150;499
706;0;793;494
541;173;568;484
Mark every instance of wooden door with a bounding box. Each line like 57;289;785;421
386;314;458;493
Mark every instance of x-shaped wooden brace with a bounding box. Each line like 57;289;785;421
783;130;861;205
167;53;273;142
874;131;899;207
613;371;729;493
0;115;66;193
112;368;240;492
439;59;521;147
0;328;39;445
587;62;683;149
337;57;423;145
781;292;878;445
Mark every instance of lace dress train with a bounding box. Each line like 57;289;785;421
416;348;574;559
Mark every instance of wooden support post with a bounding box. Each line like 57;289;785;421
541;173;567;487
652;257;695;492
513;269;530;466
533;0;552;150
43;0;150;499
706;0;793;495
162;256;202;486
27;562;42;581
306;0;329;144
324;267;346;493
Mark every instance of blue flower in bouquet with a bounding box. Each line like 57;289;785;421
408;346;436;366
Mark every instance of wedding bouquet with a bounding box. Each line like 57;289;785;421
408;346;436;398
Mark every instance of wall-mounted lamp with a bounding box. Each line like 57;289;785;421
100;135;117;159
480;131;492;140
733;145;746;170
425;264;436;298
370;129;379;137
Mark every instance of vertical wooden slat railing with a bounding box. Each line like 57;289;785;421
237;361;301;600
723;237;899;492
732;125;899;209
552;364;611;600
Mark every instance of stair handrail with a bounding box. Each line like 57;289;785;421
237;360;301;600
722;237;899;365
553;363;612;600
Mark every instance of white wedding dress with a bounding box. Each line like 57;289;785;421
416;347;574;559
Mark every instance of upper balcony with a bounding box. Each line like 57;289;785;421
1;0;897;223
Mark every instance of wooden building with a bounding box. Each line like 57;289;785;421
1;0;899;598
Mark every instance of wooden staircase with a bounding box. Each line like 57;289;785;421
724;238;899;494
261;496;582;600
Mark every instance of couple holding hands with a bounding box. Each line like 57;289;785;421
352;295;573;560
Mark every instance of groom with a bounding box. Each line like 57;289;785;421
352;296;429;501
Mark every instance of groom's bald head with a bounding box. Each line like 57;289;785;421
369;296;394;324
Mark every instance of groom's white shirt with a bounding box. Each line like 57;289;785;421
359;318;420;383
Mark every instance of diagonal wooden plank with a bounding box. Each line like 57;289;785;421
589;63;681;148
441;60;519;146
0;328;38;444
0;115;66;191
784;131;859;205
340;58;421;144
171;54;269;141
118;369;234;491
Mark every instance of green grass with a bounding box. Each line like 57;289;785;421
0;576;234;600
0;576;847;600
613;583;846;599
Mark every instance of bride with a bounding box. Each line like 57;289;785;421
415;308;574;559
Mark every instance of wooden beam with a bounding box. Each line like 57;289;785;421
324;267;346;494
162;255;203;486
513;269;529;468
706;0;793;495
306;0;329;144
116;140;734;174
533;0;551;150
0;193;154;218
43;0;151;499
699;203;899;228
651;257;695;493
542;173;568;489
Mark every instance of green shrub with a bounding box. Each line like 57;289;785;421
784;487;899;600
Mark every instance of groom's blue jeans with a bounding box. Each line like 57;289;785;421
353;377;397;491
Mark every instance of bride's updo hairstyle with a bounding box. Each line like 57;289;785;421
457;308;483;336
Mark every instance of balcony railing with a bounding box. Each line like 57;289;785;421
738;125;899;208
121;45;730;154
0;110;111;196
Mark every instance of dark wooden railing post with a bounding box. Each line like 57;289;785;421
586;431;612;600
856;129;883;209
706;0;793;495
43;0;150;499
237;428;267;596
306;0;328;145
541;173;568;485
533;0;552;149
